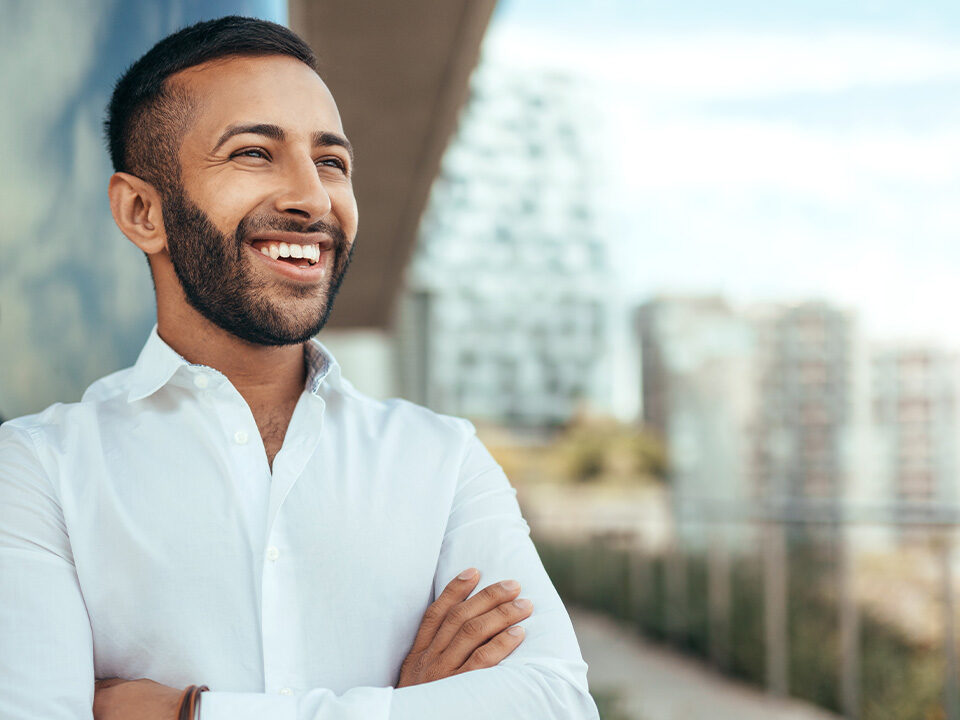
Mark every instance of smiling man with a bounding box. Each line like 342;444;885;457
0;15;597;720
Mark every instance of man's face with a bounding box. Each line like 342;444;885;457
161;55;358;346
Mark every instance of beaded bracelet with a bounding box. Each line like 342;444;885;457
177;684;210;720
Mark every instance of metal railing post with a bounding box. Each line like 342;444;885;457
708;524;731;671
631;548;652;632
838;523;860;719
666;542;688;643
942;529;959;720
763;520;789;696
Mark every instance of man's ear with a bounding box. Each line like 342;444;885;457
107;172;166;255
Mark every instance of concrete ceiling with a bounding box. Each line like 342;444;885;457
289;0;497;329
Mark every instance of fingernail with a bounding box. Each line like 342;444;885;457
500;579;520;591
513;598;532;610
508;626;525;637
458;568;478;580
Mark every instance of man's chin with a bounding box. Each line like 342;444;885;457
196;304;330;347
255;307;332;345
226;325;324;347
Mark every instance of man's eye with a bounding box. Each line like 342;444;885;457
318;158;347;172
233;149;269;160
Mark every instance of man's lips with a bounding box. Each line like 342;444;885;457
245;242;332;282
245;230;335;252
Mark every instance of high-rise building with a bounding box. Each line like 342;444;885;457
397;60;614;427
637;295;960;551
638;298;871;507
872;347;960;518
636;296;758;511
751;302;870;503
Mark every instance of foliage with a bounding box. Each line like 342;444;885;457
556;414;669;484
590;687;637;720
477;414;669;487
535;534;951;720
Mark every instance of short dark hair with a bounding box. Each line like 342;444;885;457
104;16;318;190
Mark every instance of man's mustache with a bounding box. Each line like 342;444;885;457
236;216;348;245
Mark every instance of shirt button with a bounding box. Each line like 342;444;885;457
234;430;249;445
279;687;293;696
194;375;209;389
266;546;280;561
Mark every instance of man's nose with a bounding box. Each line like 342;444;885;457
274;156;333;221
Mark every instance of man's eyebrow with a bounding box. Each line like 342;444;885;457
212;123;354;163
212;123;285;152
313;131;354;163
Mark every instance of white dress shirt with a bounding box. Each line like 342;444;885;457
0;327;598;720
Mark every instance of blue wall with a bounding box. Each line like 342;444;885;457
0;1;287;419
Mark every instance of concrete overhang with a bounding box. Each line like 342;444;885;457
289;0;497;330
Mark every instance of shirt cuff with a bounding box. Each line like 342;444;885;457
200;686;393;720
201;692;298;720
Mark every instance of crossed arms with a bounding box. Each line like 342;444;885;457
0;422;599;720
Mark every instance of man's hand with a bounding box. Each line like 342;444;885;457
93;677;182;720
397;568;533;687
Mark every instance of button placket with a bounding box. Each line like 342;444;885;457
261;513;293;693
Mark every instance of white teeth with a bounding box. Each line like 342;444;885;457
257;241;321;265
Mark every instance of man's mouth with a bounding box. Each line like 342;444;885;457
250;239;323;268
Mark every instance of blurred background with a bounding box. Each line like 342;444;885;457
4;1;960;718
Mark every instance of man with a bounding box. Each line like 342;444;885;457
0;15;597;720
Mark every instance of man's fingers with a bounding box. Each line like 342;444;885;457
456;625;526;673
408;568;481;654
428;579;523;653
440;597;534;669
398;573;531;688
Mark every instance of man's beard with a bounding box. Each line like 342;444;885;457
159;182;354;346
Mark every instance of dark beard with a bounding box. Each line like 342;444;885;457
160;182;354;346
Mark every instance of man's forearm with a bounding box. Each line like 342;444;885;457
197;660;596;720
93;659;596;720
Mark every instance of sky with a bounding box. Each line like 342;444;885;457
485;0;960;346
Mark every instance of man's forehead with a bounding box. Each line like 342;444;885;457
172;55;344;140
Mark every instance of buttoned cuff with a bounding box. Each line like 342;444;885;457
201;692;298;720
200;686;393;720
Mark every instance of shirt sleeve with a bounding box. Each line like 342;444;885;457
0;423;96;720
201;424;599;720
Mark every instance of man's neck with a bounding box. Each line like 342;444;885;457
156;310;307;412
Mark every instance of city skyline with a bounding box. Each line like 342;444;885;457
490;0;960;347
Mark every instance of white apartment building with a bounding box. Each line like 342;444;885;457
636;296;758;509
397;60;615;427
638;298;875;513
751;302;872;504
872;347;960;526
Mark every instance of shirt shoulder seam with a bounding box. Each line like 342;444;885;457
3;422;60;501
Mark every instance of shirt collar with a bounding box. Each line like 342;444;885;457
126;325;341;403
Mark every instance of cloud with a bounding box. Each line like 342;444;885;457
482;21;960;344
485;25;960;98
